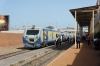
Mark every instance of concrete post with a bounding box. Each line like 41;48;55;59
98;0;100;13
93;10;94;39
75;11;77;48
88;26;90;34
98;0;99;5
80;26;83;38
77;23;78;34
90;10;94;48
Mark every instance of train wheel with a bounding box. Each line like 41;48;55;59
41;43;44;48
54;41;56;45
28;47;31;50
44;41;48;47
24;45;28;49
48;43;50;46
45;42;48;47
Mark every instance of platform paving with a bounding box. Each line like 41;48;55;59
47;41;100;66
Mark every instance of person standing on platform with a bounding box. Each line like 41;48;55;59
86;34;91;46
76;33;81;49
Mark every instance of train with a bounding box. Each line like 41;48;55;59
22;25;67;49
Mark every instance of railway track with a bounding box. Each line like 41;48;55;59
21;42;74;66
0;45;55;60
0;49;31;60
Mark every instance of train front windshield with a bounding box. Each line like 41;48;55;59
26;30;39;35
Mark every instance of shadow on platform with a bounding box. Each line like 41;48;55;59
67;41;100;66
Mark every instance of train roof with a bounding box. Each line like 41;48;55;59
25;26;64;33
26;27;42;30
42;28;62;32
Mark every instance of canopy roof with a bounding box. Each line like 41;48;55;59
69;5;100;27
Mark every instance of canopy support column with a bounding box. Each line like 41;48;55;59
92;10;94;39
75;11;77;48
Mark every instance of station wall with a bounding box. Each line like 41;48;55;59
0;33;23;47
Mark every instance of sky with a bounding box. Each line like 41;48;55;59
0;0;97;29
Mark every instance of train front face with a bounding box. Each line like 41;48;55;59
23;27;41;48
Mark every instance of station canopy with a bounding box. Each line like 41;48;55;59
69;5;100;27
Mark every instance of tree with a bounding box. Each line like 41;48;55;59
46;26;54;29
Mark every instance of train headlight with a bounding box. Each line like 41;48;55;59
36;36;38;38
25;36;28;38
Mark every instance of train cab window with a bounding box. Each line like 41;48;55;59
26;30;39;35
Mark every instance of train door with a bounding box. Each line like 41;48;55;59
46;31;48;40
43;30;48;41
43;30;46;42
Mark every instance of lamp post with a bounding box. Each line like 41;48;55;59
22;23;23;30
27;22;28;27
69;24;70;28
23;26;25;30
15;25;16;30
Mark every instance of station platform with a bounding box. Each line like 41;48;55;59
47;41;100;66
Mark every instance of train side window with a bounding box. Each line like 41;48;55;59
52;32;53;39
56;34;58;38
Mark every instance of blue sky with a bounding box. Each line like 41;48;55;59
0;0;97;29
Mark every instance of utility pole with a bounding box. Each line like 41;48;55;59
69;24;70;28
15;25;16;30
56;22;58;28
69;24;70;37
22;23;23;30
27;22;28;27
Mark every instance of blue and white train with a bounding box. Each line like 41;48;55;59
22;25;67;49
